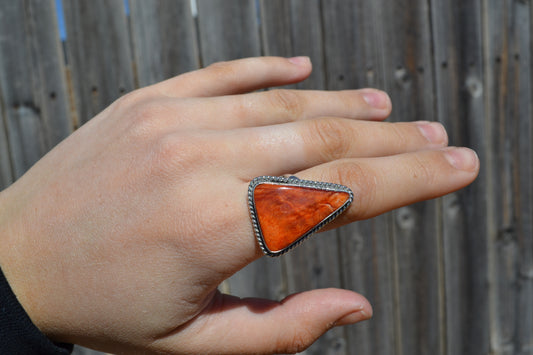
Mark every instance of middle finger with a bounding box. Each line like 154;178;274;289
206;88;392;128
221;119;448;178
154;89;392;131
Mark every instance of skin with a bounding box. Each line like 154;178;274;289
0;56;479;354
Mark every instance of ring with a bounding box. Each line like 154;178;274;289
248;176;353;257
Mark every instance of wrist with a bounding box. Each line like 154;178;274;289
0;186;51;338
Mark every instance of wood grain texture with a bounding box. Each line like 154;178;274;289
129;0;199;87
377;1;444;354
484;0;533;353
63;0;133;124
0;0;71;179
196;0;261;65
431;0;490;354
0;6;13;190
260;0;325;89
0;107;13;189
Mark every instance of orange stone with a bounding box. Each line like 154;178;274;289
253;184;351;253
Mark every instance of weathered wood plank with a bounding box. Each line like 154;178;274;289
0;0;71;179
0;22;13;190
63;0;133;124
338;217;396;355
260;0;325;89
375;0;443;354
322;0;381;91
393;203;442;355
129;0;199;87
321;1;396;354
0;112;13;189
430;0;490;354
196;0;261;65
512;2;533;352
484;0;533;353
518;2;533;353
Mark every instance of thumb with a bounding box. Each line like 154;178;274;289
165;288;372;354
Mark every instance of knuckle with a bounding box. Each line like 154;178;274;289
309;118;351;159
327;161;379;220
153;136;185;171
125;99;186;140
268;89;304;116
131;101;160;123
125;101;166;139
231;95;255;122
205;60;238;80
112;88;150;112
150;135;205;178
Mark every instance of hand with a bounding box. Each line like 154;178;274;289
0;57;478;354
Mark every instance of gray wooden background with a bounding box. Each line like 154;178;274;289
0;0;531;354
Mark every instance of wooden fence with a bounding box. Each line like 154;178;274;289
0;0;531;354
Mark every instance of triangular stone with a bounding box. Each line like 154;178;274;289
253;184;351;253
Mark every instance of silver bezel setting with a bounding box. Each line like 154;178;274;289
248;176;354;257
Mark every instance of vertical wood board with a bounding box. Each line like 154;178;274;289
430;0;490;353
0;0;71;178
260;0;325;89
129;0;200;87
484;0;533;353
197;0;261;65
375;0;443;354
0;112;12;189
63;0;134;124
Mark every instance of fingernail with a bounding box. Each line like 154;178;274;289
288;56;311;66
444;147;479;172
334;309;372;326
417;121;448;145
362;90;391;110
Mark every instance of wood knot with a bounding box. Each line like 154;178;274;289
394;66;411;88
396;207;416;229
466;77;483;98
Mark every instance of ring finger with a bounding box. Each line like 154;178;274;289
297;147;479;222
226;147;479;262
